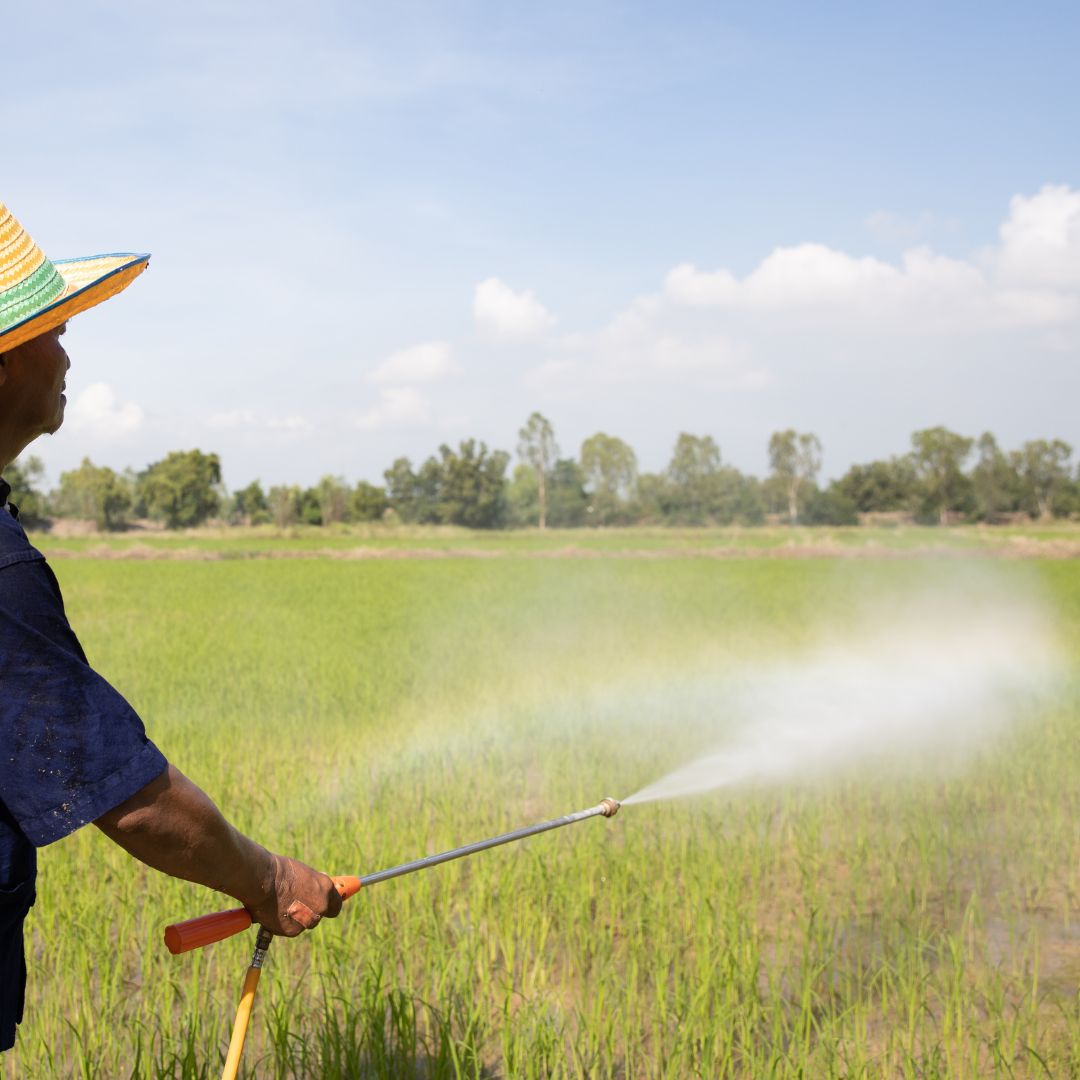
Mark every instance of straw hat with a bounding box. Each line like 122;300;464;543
0;199;149;354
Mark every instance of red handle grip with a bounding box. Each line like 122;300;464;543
163;876;362;955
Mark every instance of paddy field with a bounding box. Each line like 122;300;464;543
7;528;1080;1078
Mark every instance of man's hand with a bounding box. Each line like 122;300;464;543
94;764;342;936
245;852;343;936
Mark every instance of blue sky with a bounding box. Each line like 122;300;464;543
5;0;1079;489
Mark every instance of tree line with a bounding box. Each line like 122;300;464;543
3;417;1075;531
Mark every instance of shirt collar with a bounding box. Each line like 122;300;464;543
0;479;20;522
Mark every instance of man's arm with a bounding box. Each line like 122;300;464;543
94;764;341;936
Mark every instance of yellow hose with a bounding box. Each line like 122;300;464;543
220;928;273;1080
220;965;260;1080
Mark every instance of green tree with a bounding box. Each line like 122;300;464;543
507;457;588;528
268;485;302;528
138;450;222;529
384;458;428;524
970;434;1021;521
352;481;388;522
834;458;917;514
581;433;637;523
910;427;973;525
666;433;721;521
54;458;133;531
1012;439;1072;518
802;485;859;525
233;480;271;525
300;487;323;525
547;459;588;526
517;412;559;529
768;430;822;524
384;442;509;528
1;455;47;528
317;475;351;525
506;463;540;527
435;440;509;528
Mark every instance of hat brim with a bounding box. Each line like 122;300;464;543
0;253;149;353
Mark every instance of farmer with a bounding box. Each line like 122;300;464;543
0;200;341;1052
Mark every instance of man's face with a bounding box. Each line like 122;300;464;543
0;323;70;436
0;323;71;467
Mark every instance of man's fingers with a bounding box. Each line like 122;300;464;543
287;899;321;929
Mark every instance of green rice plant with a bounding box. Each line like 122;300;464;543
3;558;1080;1077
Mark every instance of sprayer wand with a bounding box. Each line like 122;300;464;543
166;797;620;1080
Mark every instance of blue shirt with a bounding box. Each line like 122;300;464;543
0;488;167;1051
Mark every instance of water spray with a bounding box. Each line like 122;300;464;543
164;797;621;1080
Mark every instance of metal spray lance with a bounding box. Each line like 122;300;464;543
164;797;621;1080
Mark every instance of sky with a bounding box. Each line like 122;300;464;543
4;0;1079;490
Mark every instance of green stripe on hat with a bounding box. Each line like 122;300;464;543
0;258;66;333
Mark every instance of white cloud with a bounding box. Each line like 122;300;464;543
474;277;555;341
207;409;309;431
520;185;1080;400
354;387;432;431
65;382;144;442
367;341;460;384
993;184;1080;289
662;184;1080;335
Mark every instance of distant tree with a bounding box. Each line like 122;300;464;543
317;475;351;525
352;481;389;522
970;435;1021;521
768;430;822;524
138;450;222;529
666;434;721;521
546;459;588;527
517;412;559;529
435;440;510;528
506;463;540;527
802;485;859;526
54;458;133;531
1012;439;1072;519
383;458;423;523
910;427;973;525
300;487;323;525
581;433;637;523
268;485;302;528
834;458;917;514
1;455;47;528
233;480;271;525
384;442;509;528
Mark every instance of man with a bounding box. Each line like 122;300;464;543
0;200;340;1052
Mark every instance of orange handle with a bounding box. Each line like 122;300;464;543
163;876;362;954
165;907;252;954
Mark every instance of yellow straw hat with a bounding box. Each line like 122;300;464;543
0;199;149;354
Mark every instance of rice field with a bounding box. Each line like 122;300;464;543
7;550;1080;1078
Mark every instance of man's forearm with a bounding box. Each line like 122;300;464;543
94;763;341;936
94;764;273;907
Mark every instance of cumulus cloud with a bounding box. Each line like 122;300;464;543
663;184;1080;334
518;185;1080;399
354;387;432;431
367;341;460;384
65;383;144;441
474;277;555;341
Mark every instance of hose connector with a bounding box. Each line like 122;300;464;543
599;797;620;817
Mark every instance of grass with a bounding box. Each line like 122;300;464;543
6;554;1080;1077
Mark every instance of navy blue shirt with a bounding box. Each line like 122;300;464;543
0;489;168;1050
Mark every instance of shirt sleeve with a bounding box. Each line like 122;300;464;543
0;555;168;847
